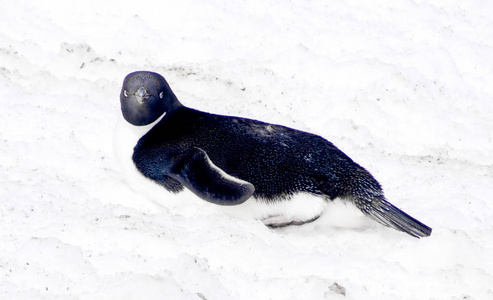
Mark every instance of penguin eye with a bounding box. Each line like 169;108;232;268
159;92;164;99
123;90;129;98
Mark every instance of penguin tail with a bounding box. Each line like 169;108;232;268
354;196;432;238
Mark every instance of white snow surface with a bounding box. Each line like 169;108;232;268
1;0;493;299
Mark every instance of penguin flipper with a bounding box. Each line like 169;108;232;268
169;147;255;206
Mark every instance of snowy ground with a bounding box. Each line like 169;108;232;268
1;0;493;299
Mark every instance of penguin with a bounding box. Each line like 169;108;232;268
119;71;432;238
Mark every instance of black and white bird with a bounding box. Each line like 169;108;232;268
117;71;432;238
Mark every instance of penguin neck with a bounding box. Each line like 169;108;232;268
132;111;167;138
165;94;184;115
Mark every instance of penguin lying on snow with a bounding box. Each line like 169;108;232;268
119;71;432;238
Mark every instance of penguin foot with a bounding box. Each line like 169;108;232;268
263;214;322;228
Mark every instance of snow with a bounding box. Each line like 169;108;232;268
1;0;492;299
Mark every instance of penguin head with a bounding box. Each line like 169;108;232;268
120;71;181;126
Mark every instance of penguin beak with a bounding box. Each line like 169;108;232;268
135;87;150;104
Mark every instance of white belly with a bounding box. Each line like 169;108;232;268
113;114;166;194
221;193;328;227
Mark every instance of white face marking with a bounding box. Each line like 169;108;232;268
159;91;164;99
123;90;129;97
